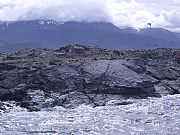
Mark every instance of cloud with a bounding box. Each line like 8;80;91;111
107;0;156;28
0;0;179;32
0;0;111;22
173;0;180;4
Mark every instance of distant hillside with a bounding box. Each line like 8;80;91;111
121;27;180;48
0;20;180;52
175;33;180;39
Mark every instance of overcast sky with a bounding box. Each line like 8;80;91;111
0;0;180;32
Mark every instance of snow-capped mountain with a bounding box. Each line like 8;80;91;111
139;28;179;41
0;20;180;52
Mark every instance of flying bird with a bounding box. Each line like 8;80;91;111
147;23;152;27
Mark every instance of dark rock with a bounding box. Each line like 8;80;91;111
106;99;134;106
48;60;57;65
26;68;68;93
0;101;15;113
0;85;27;101
146;66;179;80
57;92;90;108
0;101;5;112
55;45;91;57
0;63;18;71
0;72;6;81
0;46;180;111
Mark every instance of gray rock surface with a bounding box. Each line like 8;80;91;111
0;45;180;111
83;60;157;95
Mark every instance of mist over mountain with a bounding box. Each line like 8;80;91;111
0;0;180;32
0;20;180;52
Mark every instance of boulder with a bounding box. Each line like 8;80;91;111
82;60;158;96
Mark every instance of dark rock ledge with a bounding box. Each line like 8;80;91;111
0;45;180;111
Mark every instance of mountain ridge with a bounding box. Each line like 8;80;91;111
0;20;179;52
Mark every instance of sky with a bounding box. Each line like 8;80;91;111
0;0;180;32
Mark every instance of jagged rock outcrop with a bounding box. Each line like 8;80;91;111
0;45;180;111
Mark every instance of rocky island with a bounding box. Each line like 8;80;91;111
0;45;180;134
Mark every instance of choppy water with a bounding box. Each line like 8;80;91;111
0;95;180;135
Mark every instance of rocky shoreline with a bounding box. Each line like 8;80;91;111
0;45;180;112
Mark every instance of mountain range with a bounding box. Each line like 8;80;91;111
0;20;180;52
